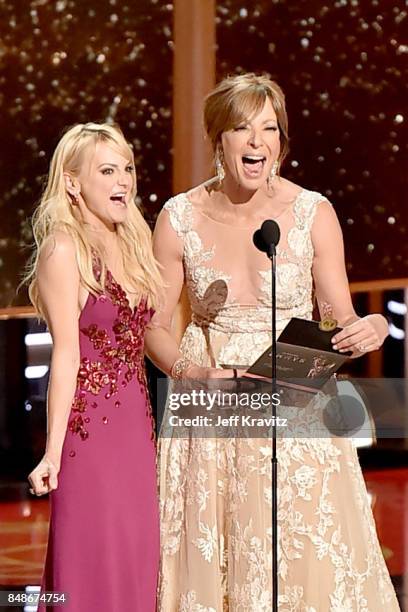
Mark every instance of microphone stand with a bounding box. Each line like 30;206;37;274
253;220;280;610
268;242;278;612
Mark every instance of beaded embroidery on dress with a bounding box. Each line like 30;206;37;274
39;265;159;612
68;269;155;443
157;189;400;612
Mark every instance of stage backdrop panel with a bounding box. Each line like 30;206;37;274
216;0;407;281
0;0;172;307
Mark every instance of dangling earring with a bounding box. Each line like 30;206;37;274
215;149;225;183
267;160;279;189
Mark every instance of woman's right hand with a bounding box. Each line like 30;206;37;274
28;455;60;496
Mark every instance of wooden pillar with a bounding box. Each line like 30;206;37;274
171;0;216;341
173;0;216;193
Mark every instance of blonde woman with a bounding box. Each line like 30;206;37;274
148;74;400;610
27;123;163;611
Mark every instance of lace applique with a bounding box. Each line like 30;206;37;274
158;189;400;611
68;272;155;443
165;193;233;307
287;189;323;260
230;520;273;611
179;591;216;612
164;194;194;237
258;189;323;315
279;586;317;612
184;233;232;305
258;265;312;315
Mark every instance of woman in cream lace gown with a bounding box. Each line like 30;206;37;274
146;74;400;611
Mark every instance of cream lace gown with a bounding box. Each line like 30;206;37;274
157;189;400;611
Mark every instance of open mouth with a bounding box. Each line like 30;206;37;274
242;155;266;177
110;193;127;207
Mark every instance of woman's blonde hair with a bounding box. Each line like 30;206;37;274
204;73;289;168
26;122;163;317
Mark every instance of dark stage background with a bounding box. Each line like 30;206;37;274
0;2;407;604
0;0;173;307
217;0;407;282
0;0;407;308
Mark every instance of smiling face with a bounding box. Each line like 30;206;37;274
66;140;136;231
220;97;280;192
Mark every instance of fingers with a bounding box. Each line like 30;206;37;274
28;471;50;496
334;332;378;353
332;328;362;351
332;321;364;346
336;337;378;353
332;321;379;353
28;461;58;496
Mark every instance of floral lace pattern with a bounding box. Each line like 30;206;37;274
158;191;400;611
68;270;155;443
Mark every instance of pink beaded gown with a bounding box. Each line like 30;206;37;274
39;270;159;612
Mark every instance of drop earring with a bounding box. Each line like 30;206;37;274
267;160;279;188
215;149;225;183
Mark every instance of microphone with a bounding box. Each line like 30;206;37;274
253;219;280;257
253;217;281;611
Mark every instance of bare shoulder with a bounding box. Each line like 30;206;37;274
36;231;81;327
275;177;304;200
313;198;339;224
280;178;337;222
40;230;76;259
311;198;343;256
185;180;216;207
38;231;78;277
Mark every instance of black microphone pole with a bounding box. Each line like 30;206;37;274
253;220;280;612
269;237;278;612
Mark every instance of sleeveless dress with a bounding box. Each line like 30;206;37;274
157;190;400;611
39;270;159;612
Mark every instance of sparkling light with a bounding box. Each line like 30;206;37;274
0;0;173;307
389;322;405;340
387;300;407;316
25;365;49;379
25;332;52;346
216;0;405;283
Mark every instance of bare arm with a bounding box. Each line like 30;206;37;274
145;208;233;378
28;233;81;494
144;208;186;374
312;201;388;356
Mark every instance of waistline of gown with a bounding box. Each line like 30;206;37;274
189;303;313;335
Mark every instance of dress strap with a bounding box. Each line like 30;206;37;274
293;189;327;233
163;193;194;237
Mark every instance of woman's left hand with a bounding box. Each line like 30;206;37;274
331;314;388;358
